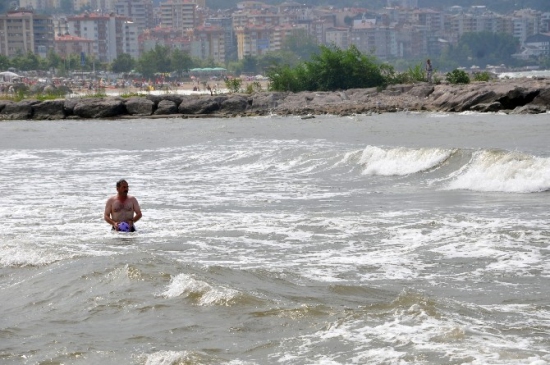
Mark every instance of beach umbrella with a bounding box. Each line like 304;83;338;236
0;71;21;81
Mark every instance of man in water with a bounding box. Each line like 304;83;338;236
104;179;142;231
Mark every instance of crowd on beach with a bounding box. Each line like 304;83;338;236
0;73;230;96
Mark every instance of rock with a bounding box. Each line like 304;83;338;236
64;98;80;116
383;84;414;95
33;100;66;120
73;97;127;118
248;92;286;112
146;94;184;108
154;99;178;115
0;100;11;113
470;101;502;112
178;96;222;114
220;95;248;114
0;100;39;120
125;97;154;116
531;88;550;106
408;84;435;98
510;104;547;114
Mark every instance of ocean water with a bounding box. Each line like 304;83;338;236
498;69;550;79
1;112;550;365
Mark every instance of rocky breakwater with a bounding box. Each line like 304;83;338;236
0;77;548;121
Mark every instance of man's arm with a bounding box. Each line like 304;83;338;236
132;198;142;224
104;198;117;227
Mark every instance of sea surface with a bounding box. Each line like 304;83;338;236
1;112;550;365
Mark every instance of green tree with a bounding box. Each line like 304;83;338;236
45;49;62;69
268;45;388;92
170;48;194;76
110;53;135;73
136;45;171;78
0;54;11;70
241;55;258;74
12;52;42;71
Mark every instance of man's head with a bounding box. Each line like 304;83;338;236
116;179;129;197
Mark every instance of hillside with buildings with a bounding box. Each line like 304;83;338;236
0;0;549;72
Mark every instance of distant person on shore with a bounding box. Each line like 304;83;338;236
104;179;142;232
425;59;433;83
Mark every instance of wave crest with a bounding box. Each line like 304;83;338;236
360;146;454;176
446;150;550;193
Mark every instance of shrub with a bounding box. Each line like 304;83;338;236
472;71;492;82
268;45;388;92
245;81;262;94
224;78;242;93
446;69;470;84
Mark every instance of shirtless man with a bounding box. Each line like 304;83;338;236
104;179;142;231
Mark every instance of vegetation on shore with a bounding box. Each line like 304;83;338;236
265;44;490;92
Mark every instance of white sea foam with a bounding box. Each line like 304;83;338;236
160;273;239;306
446;150;550;193
143;350;206;365
0;245;67;267
359;146;453;176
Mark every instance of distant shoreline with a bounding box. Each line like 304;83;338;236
0;77;548;120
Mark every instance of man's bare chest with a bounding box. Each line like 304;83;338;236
113;200;133;212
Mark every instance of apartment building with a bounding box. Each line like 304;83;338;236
115;0;155;35
351;23;397;60
512;9;541;45
67;12;138;62
90;0;117;12
190;24;225;64
234;24;272;59
160;0;198;31
55;34;95;59
205;16;236;62
270;23;307;51
387;0;418;8
310;15;335;45
411;9;444;32
325;27;350;49
139;26;191;53
0;9;54;58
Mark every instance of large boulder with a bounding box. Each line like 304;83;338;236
510;104;547;114
220;95;248;114
178;96;222;114
154;99;178;115
146;94;185;108
408;84;435;98
32;100;66;120
125;97;154;116
73;97;127;118
531;88;550;107
0;100;39;120
247;92;286;112
427;80;547;112
63;98;80;116
0;100;11;113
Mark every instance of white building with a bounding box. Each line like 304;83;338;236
68;12;138;62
